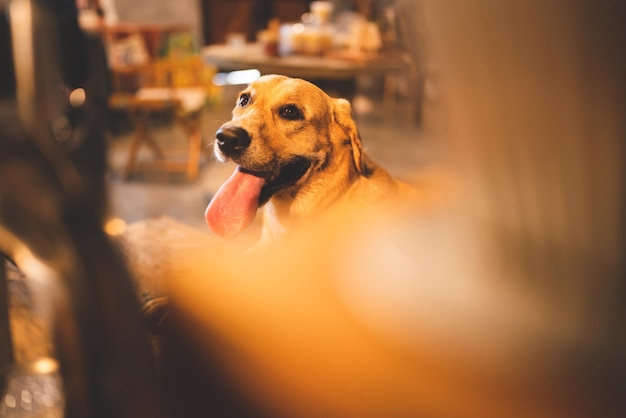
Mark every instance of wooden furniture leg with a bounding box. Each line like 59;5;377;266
143;131;165;160
184;114;202;180
124;107;167;180
123;110;148;180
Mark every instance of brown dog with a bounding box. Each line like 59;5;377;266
205;74;414;241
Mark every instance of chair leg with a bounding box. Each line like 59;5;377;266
123;116;147;180
144;134;165;160
186;117;202;181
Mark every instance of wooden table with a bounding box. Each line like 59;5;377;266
201;43;411;99
202;43;409;78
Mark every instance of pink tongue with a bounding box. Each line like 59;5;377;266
205;167;266;238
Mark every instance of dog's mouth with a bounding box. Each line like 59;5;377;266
254;157;312;205
205;157;312;238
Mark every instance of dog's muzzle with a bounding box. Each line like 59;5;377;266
215;125;251;157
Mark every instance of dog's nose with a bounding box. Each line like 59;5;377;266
216;126;251;155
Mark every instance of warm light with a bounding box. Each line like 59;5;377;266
68;88;86;107
301;13;313;24
32;357;59;374
12;244;58;285
104;217;127;236
292;23;305;34
212;69;261;86
3;394;17;408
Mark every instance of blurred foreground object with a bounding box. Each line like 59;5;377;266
157;1;626;417
420;0;626;365
0;0;163;416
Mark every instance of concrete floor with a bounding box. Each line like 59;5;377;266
105;82;443;235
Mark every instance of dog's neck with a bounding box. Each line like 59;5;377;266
260;157;364;242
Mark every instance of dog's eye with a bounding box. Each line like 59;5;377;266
279;104;302;120
238;93;250;107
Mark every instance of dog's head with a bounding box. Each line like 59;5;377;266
206;74;365;238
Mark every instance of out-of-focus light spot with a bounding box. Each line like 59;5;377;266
104;218;127;236
41;394;55;407
21;389;32;404
4;394;17;408
32;358;59;375
69;88;86;107
301;13;313;24
212;69;261;86
292;23;305;34
13;245;58;285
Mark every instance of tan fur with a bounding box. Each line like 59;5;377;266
215;75;414;241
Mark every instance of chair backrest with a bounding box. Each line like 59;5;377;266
104;31;148;93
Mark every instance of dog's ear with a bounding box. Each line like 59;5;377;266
333;98;365;174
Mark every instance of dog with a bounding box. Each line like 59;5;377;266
205;74;416;241
133;75;419;333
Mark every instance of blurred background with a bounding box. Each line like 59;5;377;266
87;0;437;233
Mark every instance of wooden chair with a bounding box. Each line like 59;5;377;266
124;56;215;180
106;27;217;180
